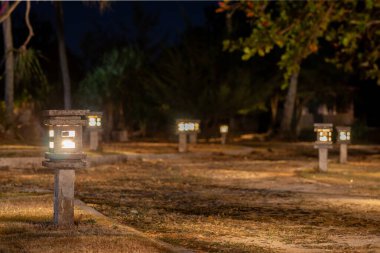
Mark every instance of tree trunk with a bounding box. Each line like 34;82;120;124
3;15;14;123
55;2;71;109
280;69;300;136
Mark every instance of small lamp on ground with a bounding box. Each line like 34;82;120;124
336;126;351;164
42;110;88;227
220;125;229;145
314;123;333;172
86;112;103;151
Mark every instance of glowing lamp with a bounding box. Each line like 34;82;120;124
336;126;351;144
220;125;229;134
314;123;333;146
87;112;102;128
176;119;201;133
43;110;88;162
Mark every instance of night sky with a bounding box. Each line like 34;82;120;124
23;1;218;55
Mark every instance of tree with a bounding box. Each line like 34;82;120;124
219;1;336;137
218;0;379;137
1;0;36;125
54;1;71;109
2;11;14;122
77;47;143;139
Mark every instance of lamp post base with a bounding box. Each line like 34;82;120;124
54;169;75;227
178;133;187;153
318;148;328;172
89;130;99;151
340;143;348;164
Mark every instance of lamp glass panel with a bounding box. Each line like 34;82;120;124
178;122;185;132
89;117;96;127
49;142;54;149
220;125;228;133
61;130;75;137
62;139;76;149
49;130;54;137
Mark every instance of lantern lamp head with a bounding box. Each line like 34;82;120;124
314;123;333;145
220;125;229;134
336;126;351;144
86;112;103;128
176;119;201;134
44;110;88;161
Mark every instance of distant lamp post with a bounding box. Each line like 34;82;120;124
86;112;103;151
336;126;351;164
176;119;188;153
314;123;333;172
220;125;229;145
188;119;201;144
43;110;88;227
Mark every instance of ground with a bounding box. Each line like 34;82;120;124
0;142;379;252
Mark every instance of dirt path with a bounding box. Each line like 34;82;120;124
75;144;380;252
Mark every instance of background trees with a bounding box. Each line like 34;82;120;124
218;0;379;138
0;1;379;142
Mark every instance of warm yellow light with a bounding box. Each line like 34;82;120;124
61;130;75;137
220;125;229;133
178;122;186;132
49;142;54;149
96;118;101;126
62;139;75;149
49;130;54;137
186;123;195;131
89;117;96;127
194;123;199;131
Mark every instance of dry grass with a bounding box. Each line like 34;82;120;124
1;142;380;252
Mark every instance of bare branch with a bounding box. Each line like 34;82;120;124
20;0;34;50
0;1;21;24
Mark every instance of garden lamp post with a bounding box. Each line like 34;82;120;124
336;126;351;164
220;125;229;145
42;110;88;227
314;123;333;172
188;119;201;144
86;112;103;151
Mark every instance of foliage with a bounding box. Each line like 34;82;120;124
77;47;143;109
219;0;380;86
325;0;380;84
14;48;50;102
144;25;268;127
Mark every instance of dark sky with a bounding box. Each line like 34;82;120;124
24;1;217;55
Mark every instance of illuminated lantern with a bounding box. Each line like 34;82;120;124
313;123;333;172
336;126;351;144
42;110;88;227
336;126;351;163
314;123;333;145
220;125;229;145
220;125;229;134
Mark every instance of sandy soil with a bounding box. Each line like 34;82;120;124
1;142;379;252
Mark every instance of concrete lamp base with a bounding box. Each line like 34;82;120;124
178;133;187;153
54;169;75;227
89;131;99;151
340;143;348;164
318;148;328;172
